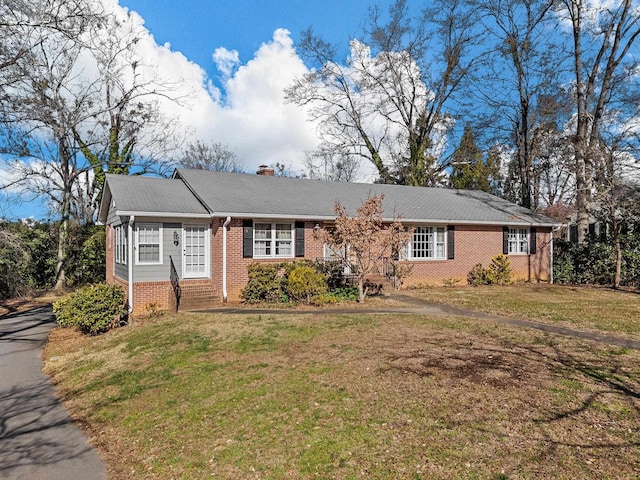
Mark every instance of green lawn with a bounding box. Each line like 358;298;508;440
44;291;640;479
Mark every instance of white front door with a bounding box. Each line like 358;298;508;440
183;225;209;278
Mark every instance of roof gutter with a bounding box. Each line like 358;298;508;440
209;211;560;228
115;210;210;219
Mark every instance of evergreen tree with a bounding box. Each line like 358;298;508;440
449;123;500;194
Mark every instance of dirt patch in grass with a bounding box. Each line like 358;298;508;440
44;312;640;479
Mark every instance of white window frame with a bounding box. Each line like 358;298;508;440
136;223;163;265
182;224;210;279
408;226;446;260
508;228;529;255
114;225;127;265
323;243;351;274
253;222;294;259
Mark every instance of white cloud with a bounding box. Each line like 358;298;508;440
105;2;319;174
213;47;240;80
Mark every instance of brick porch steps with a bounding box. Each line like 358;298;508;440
177;284;221;311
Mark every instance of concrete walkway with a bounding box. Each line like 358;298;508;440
196;293;640;351
0;306;107;480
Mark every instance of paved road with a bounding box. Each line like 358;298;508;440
0;306;107;480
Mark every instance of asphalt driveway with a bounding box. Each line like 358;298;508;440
0;305;107;480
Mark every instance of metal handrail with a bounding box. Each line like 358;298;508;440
169;255;181;312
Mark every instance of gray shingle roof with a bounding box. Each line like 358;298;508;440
101;174;209;218
174;169;556;226
98;170;557;226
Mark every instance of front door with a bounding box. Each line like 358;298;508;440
183;225;208;278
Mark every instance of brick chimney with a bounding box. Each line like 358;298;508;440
256;164;275;176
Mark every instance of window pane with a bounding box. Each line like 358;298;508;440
139;244;159;262
254;223;271;240
275;224;292;239
276;241;292;256
139;226;159;244
137;224;161;263
412;226;447;259
508;228;528;254
255;240;270;256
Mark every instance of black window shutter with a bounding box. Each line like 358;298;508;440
295;222;305;257
503;227;509;255
447;225;455;260
242;220;253;258
530;227;537;254
588;223;596;238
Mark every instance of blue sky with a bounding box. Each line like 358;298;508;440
119;0;374;85
3;0;394;220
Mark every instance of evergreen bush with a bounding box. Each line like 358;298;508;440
53;283;126;335
240;263;287;303
467;255;512;286
287;265;327;304
486;254;512;285
467;263;489;286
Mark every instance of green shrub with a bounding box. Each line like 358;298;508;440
486;254;512;285
552;239;576;284
309;293;338;306
241;261;378;305
315;259;350;290
467;263;489;286
329;286;359;301
240;263;287;304
53;283;127;335
622;235;640;287
553;235;640;287
468;255;512;286
287;265;327;304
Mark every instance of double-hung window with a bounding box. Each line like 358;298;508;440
508;228;529;254
410;226;446;260
114;225;127;265
254;223;293;258
136;223;162;264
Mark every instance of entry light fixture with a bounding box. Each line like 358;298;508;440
173;231;180;246
313;223;321;233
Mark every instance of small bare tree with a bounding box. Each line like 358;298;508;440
320;194;412;302
179;140;243;172
303;144;359;182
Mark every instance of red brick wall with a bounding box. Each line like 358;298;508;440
108;219;552;313
220;221;551;299
401;225;551;287
222;220;325;300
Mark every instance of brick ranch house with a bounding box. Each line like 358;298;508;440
97;167;559;315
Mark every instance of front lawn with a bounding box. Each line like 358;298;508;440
408;284;640;339
44;303;640;479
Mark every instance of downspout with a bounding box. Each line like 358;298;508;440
222;216;231;302
550;225;562;284
128;216;135;314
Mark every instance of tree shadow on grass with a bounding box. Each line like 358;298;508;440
378;332;640;460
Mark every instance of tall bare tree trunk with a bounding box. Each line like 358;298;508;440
54;138;72;291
